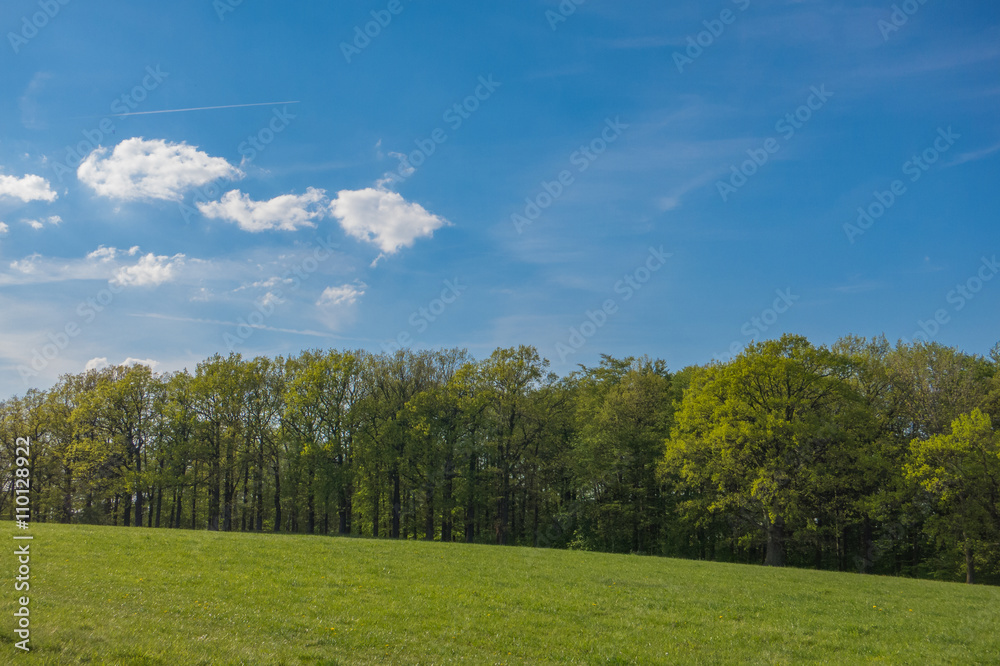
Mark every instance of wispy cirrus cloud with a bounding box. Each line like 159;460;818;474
946;141;1000;168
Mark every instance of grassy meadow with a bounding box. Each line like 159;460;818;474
1;522;998;664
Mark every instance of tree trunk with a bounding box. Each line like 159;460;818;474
465;455;476;543
62;465;73;524
255;438;264;532
123;493;132;527
498;469;511;546
391;470;401;539
209;433;221;531
338;486;349;535
859;518;874;573
372;471;380;538
965;538;976;585
307;467;316;535
134;445;143;528
424;484;435;541
442;451;454;542
241;462;250;532
764;515;786;567
223;447;234;532
272;461;282;532
154;488;162;527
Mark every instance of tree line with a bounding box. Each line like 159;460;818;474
2;335;998;584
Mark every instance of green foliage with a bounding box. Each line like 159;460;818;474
906;409;1000;583
1;335;998;585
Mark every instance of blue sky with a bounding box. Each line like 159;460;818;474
1;0;998;396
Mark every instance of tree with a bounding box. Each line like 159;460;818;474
71;365;161;527
190;354;244;531
477;346;561;545
283;350;359;534
906;409;1000;584
571;356;673;553
664;335;855;566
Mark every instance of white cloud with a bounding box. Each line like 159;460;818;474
946;141;1000;168
78;138;242;201
86;357;159;371
317;282;366;308
123;358;160;370
0;222;8;235
329;188;449;255
259;291;285;308
112;253;185;287
0;173;57;202
87;245;140;262
197;188;327;232
22;215;61;230
237;276;294;291
9;254;42;274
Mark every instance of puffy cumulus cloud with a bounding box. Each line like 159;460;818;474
197;188;327;232
0;222;8;235
317;282;366;308
78;138;242;202
0;173;57;202
329;188;449;255
111;252;185;287
22;215;61;230
85;357;109;372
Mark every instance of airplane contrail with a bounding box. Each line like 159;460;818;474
109;100;300;118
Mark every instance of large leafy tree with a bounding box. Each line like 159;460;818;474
906;409;1000;584
664;335;856;566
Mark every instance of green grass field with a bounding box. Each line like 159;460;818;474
1;523;997;664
